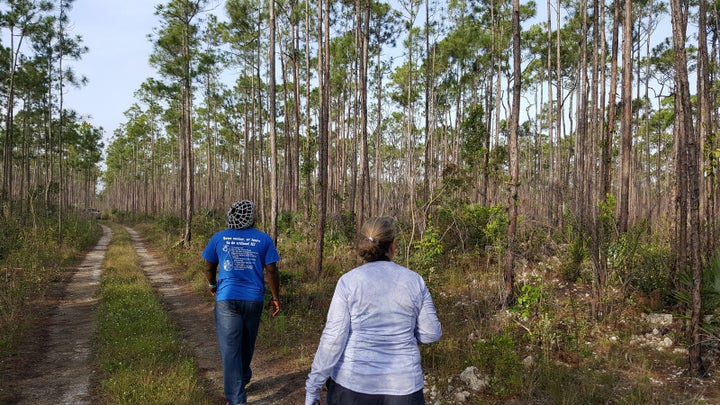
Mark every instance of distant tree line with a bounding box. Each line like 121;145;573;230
0;0;103;221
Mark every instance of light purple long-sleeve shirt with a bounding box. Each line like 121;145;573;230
305;260;442;405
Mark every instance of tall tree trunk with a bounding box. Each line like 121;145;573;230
291;1;301;213
573;0;589;229
670;0;704;376
182;36;194;247
697;0;710;255
57;3;67;244
422;0;431;206
2;25;18;211
269;0;278;241
619;0;633;233
374;53;384;217
546;0;555;224
358;0;370;226
315;0;330;278
554;0;564;228
304;0;312;221
504;0;521;307
603;0;620;210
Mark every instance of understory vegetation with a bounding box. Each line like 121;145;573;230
0;210;101;359
2;203;719;403
122;202;719;404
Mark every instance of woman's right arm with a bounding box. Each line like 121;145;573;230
305;280;351;405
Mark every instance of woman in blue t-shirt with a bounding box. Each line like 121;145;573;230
202;200;280;405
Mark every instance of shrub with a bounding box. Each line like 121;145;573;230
154;214;182;235
473;333;523;396
277;210;301;240
408;225;444;290
193;208;224;238
325;211;356;248
511;279;546;320
560;237;586;282
410;225;443;272
623;242;673;298
675;252;720;314
0;216;21;262
435;203;508;253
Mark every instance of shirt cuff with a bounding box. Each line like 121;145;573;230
305;393;320;405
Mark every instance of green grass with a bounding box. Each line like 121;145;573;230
95;224;207;405
0;213;101;360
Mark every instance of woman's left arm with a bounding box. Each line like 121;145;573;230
415;285;442;344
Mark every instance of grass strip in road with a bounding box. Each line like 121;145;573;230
95;225;208;404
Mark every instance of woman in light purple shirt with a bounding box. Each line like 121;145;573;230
306;217;442;405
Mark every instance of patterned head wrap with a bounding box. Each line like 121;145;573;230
227;200;255;230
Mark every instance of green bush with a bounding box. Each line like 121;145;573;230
154;214;182;235
624;242;673;297
560;237;586;282
410;225;443;272
675;252;720;313
325;211;356;248
511;279;546;320
0;216;21;262
278;210;302;240
473;333;523;396
193;208;224;238
435;203;507;252
408;225;444;290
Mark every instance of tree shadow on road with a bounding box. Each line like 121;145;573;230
247;369;309;404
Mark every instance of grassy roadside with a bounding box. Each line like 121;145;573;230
0;214;101;359
95;224;208;404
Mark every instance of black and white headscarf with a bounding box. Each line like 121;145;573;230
227;200;255;230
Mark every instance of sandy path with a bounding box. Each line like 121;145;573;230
124;227;308;405
0;224;112;405
1;225;307;405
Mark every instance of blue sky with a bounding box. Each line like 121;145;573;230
64;0;164;144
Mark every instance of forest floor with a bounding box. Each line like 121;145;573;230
0;225;307;405
2;224;720;404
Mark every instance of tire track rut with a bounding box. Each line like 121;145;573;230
124;227;307;405
1;225;306;405
2;224;112;405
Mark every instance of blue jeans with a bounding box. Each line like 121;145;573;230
214;299;264;405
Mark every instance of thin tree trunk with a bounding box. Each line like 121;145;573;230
619;0;633;233
304;0;313;221
504;0;521;307
358;0;370;225
546;0;555;224
269;0;278;241
670;0;704;376
315;0;330;278
292;2;301;212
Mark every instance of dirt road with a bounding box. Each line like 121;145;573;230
0;225;307;405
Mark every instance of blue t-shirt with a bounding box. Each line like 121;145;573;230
202;227;280;302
